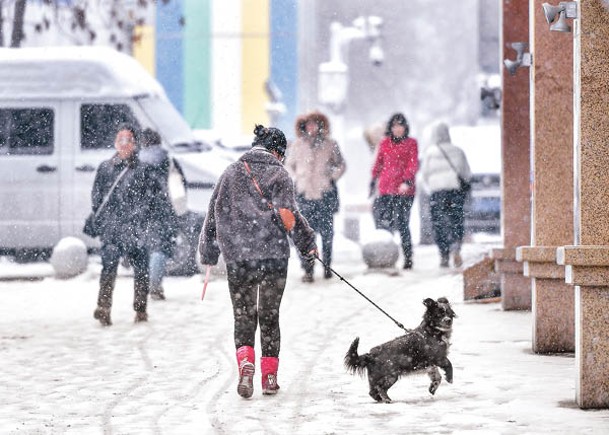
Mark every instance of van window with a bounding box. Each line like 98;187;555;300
80;104;140;150
0;108;54;155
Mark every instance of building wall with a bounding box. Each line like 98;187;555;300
151;0;298;135
184;1;212;129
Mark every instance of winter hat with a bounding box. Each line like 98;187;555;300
253;124;287;157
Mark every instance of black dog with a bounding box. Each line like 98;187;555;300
345;297;456;403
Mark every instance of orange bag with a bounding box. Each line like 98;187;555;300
278;208;295;232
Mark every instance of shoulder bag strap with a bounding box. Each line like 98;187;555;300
435;143;466;182
243;161;274;211
243;161;288;233
94;165;130;218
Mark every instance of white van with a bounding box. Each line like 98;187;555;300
0;46;222;274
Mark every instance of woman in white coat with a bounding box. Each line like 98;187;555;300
420;122;472;268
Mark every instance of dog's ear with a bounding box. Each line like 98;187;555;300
437;297;449;304
423;298;435;307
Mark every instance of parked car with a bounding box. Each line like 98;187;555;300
418;122;501;243
193;129;253;163
451;123;501;234
0;46;220;275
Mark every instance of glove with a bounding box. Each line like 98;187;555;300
398;180;414;195
303;248;318;265
369;179;377;198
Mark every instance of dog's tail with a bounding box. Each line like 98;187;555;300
344;337;368;376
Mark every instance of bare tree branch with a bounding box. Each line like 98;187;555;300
10;0;26;47
0;0;5;47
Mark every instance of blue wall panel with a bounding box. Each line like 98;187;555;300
270;0;298;136
156;0;184;113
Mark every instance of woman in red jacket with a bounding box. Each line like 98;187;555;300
370;113;419;269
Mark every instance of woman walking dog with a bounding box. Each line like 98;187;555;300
199;125;317;398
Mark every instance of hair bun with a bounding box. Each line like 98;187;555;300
254;124;266;138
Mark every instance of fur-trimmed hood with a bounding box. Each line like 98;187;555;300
294;111;331;139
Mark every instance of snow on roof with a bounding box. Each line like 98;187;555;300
0;46;166;100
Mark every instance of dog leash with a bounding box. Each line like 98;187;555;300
315;256;409;333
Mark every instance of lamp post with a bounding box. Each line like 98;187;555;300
317;15;384;158
318;16;383;113
317;16;383;241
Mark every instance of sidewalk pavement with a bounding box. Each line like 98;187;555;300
1;238;608;434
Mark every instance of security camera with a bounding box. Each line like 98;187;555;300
369;44;384;67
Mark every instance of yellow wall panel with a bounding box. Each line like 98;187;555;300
133;25;156;76
241;0;270;132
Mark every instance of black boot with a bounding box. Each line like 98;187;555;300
301;270;314;283
93;306;112;326
440;253;449;268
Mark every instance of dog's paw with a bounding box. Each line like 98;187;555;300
429;382;440;395
445;375;453;384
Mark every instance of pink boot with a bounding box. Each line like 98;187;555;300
236;346;255;398
261;357;280;395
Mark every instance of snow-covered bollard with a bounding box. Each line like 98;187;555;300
50;237;88;279
361;229;399;269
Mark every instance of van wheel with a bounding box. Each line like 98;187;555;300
165;212;204;276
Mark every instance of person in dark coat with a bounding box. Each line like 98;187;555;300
138;128;180;301
199;124;317;399
91;124;163;326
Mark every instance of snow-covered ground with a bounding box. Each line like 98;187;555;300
1;233;609;434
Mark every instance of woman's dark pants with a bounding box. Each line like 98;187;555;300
297;195;334;273
429;189;465;258
226;259;288;358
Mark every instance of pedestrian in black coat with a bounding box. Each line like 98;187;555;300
91;124;164;326
138;128;181;300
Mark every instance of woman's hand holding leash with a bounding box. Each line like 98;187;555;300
303;249;318;267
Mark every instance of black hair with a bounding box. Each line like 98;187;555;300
141;128;162;148
116;123;140;143
252;124;287;157
385;113;410;140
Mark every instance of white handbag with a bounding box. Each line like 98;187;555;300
167;158;188;216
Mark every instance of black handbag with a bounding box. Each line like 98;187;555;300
459;176;472;195
326;180;340;214
373;196;392;230
83;212;100;237
82;166;130;238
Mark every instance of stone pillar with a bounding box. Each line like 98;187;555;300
556;0;609;409
492;248;530;309
516;0;574;353
491;0;532;311
516;246;573;352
